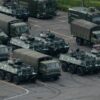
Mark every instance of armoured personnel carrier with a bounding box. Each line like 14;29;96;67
10;32;69;56
0;3;29;21
0;59;37;84
59;49;100;75
36;31;69;56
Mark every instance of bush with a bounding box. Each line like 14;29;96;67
57;0;100;11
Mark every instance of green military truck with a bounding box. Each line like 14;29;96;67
71;19;100;46
0;13;29;38
68;7;100;24
17;0;57;19
13;49;61;81
0;60;37;84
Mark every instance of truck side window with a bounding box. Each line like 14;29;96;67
93;34;97;39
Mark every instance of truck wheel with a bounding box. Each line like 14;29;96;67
77;67;84;76
5;73;12;82
76;37;83;45
13;76;20;85
0;71;5;80
68;65;75;74
62;62;68;72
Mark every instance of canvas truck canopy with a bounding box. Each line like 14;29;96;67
13;49;52;70
71;19;100;40
0;13;20;34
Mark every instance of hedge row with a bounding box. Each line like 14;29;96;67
57;0;100;11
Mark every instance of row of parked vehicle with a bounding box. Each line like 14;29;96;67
0;12;69;84
0;1;100;84
60;6;100;76
1;0;57;20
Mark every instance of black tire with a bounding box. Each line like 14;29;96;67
13;76;20;85
0;71;5;80
62;62;69;72
77;67;84;76
76;37;83;46
68;65;75;74
5;73;12;82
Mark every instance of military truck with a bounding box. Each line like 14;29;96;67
0;5;29;22
0;45;9;61
17;0;57;19
59;50;100;75
13;49;61;81
68;7;100;24
0;59;37;84
0;13;29;38
71;19;100;46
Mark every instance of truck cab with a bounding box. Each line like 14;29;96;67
10;22;29;37
39;60;61;80
91;30;100;44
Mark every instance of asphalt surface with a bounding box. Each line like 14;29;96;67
0;11;100;100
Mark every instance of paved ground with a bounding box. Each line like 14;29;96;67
0;11;100;100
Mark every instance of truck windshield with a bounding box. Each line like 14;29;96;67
0;47;8;54
46;62;60;70
93;31;100;39
16;25;28;35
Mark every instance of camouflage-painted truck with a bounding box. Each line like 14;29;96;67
17;0;57;19
0;60;37;84
13;49;61;81
0;13;29;38
59;50;100;76
71;19;100;46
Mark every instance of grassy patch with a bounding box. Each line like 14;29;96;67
57;0;100;11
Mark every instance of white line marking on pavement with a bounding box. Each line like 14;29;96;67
59;20;67;23
1;81;29;100
34;25;41;28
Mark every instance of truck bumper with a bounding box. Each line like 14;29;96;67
40;73;61;80
18;74;37;82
